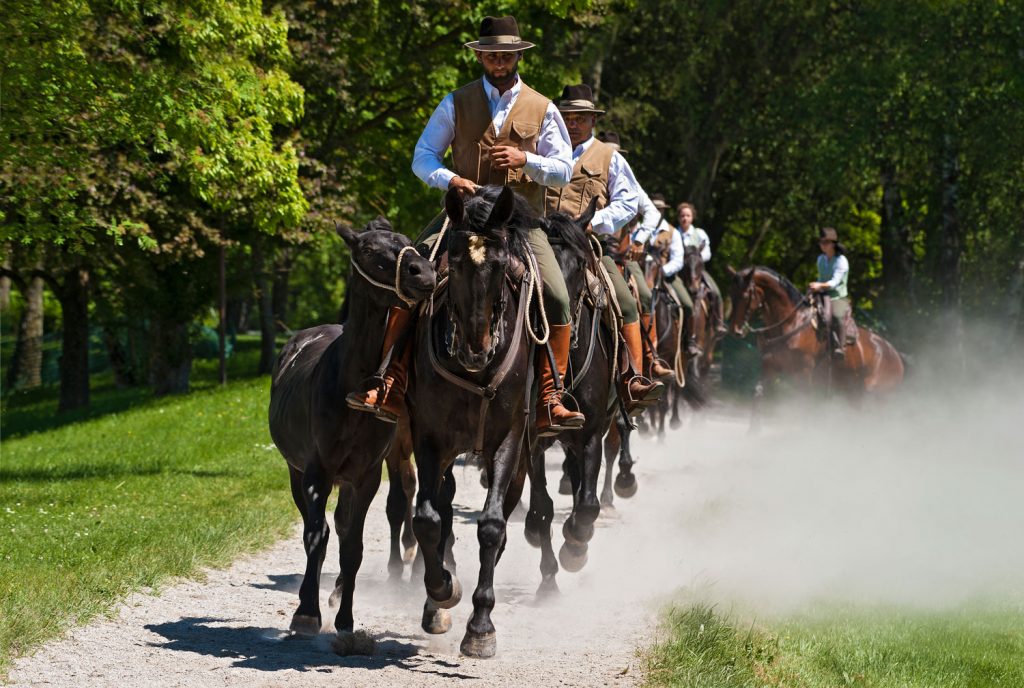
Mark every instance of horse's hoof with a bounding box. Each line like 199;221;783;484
421;602;452;634
559;543;588;572
562;519;593;547
536;577;559;599
558;475;572;495
289;613;321;637
328;585;342;607
669;417;683;430
479;470;489;489
430;574;462;609
460;630;497;659
332;630;376;656
614;473;638;499
523;523;543;548
403;544;417;563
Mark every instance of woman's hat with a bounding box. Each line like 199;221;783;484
465;16;535;52
818;227;846;253
598;131;627;153
554;84;606;115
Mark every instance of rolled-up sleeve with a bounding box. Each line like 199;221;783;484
825;255;849;288
592;151;640;234
412;95;457;191
698;229;712;262
631;189;662;244
523;104;572;188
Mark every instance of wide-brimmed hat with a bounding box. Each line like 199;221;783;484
650;193;669;210
465;15;535;52
555;84;605;115
818;227;846;254
598;131;628;153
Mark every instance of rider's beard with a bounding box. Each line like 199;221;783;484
484;65;518;90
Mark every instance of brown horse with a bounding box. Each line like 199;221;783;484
681;243;719;397
727;266;905;400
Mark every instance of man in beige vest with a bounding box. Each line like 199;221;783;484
545;85;669;413
347;15;585;436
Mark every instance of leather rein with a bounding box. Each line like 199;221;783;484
737;274;811;349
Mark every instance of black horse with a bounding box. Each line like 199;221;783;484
268;218;435;642
681;242;717;399
524;201;616;591
409;186;536;659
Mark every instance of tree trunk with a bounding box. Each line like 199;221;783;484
149;317;192;395
7;273;45;391
102;324;140;388
56;268;91;411
253;241;276;375
272;248;292;333
938;133;962;308
879;163;915;308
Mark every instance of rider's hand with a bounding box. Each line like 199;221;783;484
489;145;527;170
627;241;645;262
448;176;479;195
809;281;824;292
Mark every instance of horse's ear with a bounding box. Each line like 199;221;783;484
365;215;393;233
445;187;465;226
576;196;599;230
335;222;358;247
484;186;515;230
726;264;737;278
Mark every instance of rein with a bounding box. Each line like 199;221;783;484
736;272;811;348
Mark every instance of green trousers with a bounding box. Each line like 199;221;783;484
664;273;694;313
623;261;652;313
599;255;640;324
418;213;570;325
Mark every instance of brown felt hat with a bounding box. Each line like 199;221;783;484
818;227;846;254
555;84;605;115
598;131;628;153
465;15;535;52
650;193;669;210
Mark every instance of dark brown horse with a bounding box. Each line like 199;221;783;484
409;186;535;658
681;242;719;398
268;218;436;641
643;241;692;437
727;266;905;401
525;202;616;591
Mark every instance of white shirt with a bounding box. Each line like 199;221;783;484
680;226;712;262
660;225;685;278
630;189;663;244
572;136;639;234
411;75;573;191
819;254;850;288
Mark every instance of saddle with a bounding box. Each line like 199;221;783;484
810;293;858;348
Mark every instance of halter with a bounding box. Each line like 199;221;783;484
735;269;807;338
350;245;420;307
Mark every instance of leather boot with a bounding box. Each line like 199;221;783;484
711;293;728;337
346;306;413;423
683;314;701;357
642;312;674;381
620;320;665;415
832;318;846;359
536;324;586;437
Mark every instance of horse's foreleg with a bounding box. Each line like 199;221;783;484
615;412;638;499
400;453;418;564
557;453;572;496
412;445;460;635
525;442;559;594
601;421;620;508
561;431;603;572
331;474;380;639
462;424;524;659
290;463;331;637
383;459;408;581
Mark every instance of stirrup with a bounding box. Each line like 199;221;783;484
537;392;585;437
624;374;664;416
345;374;386;412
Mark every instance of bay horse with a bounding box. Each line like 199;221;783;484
726;266;905;402
409;185;535;658
268;218;436;641
643;241;692;438
681;242;718;399
524;201;616;591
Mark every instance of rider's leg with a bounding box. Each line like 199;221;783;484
831;297;850;357
346;306;415;422
668;275;700;356
529;228;585;436
703;271;727;336
599;255;665;411
625;261;673;380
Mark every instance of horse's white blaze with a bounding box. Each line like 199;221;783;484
468;234;487;265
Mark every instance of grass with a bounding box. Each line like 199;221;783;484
0;337;305;676
644;604;1024;687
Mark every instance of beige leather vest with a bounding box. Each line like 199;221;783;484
543;139;613;219
452;79;549;212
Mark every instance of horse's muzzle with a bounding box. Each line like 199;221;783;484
456;346;494;373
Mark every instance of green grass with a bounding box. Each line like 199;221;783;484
644;604;1024;687
0;374;297;676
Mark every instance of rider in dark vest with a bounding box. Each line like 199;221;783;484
544;86;668;411
809;226;852;358
346;15;585;436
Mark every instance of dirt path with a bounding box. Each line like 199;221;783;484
8;413;745;688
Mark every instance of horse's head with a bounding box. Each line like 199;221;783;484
444;185;531;372
644;239;669;286
726;265;759;336
682;243;705;294
542;197;597;303
337;217;436;306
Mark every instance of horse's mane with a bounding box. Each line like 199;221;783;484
750;266;804;304
461;186;534;261
541;211;593;269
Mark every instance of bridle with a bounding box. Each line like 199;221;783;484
349;243;420;307
734;269;807;339
445;251;510;363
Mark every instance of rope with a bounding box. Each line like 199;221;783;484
351;245;418;306
523;245;550;345
428;216;451;263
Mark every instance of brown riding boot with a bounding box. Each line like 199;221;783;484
642;312;675;382
345;306;413;423
620;320;665;415
536;323;586;437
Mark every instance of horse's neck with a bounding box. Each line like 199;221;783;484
761;281;803;328
338;292;389;382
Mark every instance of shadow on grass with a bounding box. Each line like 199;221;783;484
143;617;479;678
0;465;241;483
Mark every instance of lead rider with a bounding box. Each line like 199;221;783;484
346;15;585;436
